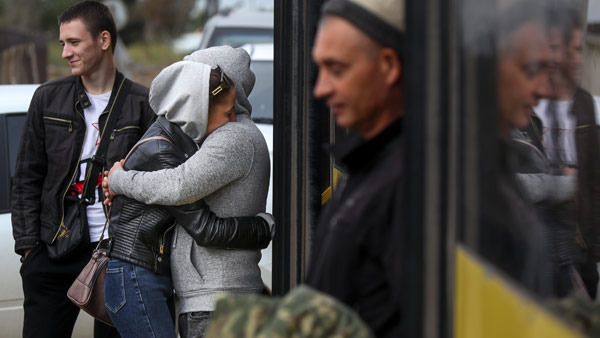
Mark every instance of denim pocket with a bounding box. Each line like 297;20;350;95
105;267;126;313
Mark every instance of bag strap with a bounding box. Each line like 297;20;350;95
96;209;112;251
81;77;132;205
123;135;172;163
96;135;173;250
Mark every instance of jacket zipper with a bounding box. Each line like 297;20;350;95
43;116;73;132
110;126;141;140
51;102;87;244
55;76;127;242
160;222;177;255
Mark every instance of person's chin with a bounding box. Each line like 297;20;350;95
335;117;354;130
516;117;530;130
519;107;533;124
70;67;82;76
333;109;347;124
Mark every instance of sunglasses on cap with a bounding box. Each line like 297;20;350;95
211;64;231;97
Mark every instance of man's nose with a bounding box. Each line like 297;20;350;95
534;72;552;99
313;72;332;99
62;45;71;59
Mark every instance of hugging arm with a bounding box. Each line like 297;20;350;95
109;127;254;205
167;203;274;250
123;128;273;250
515;173;577;203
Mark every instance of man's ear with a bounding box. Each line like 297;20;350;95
379;48;402;85
100;31;111;51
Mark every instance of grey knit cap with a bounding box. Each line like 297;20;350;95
322;0;404;55
184;46;256;116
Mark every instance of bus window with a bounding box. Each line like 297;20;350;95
455;1;599;336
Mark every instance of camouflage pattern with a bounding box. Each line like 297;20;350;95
548;293;600;336
205;285;374;338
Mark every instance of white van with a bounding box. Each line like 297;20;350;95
0;84;94;337
199;10;273;50
242;43;274;289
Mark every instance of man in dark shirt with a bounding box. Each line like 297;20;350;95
306;0;404;336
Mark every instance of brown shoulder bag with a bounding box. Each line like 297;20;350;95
66;216;112;326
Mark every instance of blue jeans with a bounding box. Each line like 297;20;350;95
104;259;176;338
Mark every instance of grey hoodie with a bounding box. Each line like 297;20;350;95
150;60;211;143
184;45;256;118
110;47;270;313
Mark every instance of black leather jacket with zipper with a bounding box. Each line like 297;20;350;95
108;116;273;275
11;71;155;255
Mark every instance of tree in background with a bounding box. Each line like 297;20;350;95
0;0;204;43
0;0;42;32
137;0;195;41
0;0;247;84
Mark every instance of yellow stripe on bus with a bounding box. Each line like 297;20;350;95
321;168;343;206
454;246;582;338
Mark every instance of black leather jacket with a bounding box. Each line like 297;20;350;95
108;116;272;275
12;72;155;255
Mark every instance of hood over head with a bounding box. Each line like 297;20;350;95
150;61;212;143
184;45;255;116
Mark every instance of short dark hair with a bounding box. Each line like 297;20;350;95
58;1;117;53
208;68;235;114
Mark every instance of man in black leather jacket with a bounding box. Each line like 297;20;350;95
11;2;154;338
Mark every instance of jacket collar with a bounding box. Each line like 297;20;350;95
75;70;124;112
155;116;199;152
334;118;403;172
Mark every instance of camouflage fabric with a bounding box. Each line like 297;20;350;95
205;285;374;338
548;293;600;337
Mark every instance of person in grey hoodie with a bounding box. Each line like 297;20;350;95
104;46;271;337
104;60;273;338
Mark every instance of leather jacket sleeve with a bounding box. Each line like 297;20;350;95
127;121;273;251
11;89;45;254
166;203;272;250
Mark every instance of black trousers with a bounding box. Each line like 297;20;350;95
20;242;119;338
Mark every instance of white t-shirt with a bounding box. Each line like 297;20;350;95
75;91;111;242
533;99;577;166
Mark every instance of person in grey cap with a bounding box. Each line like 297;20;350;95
306;0;404;336
104;46;271;337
